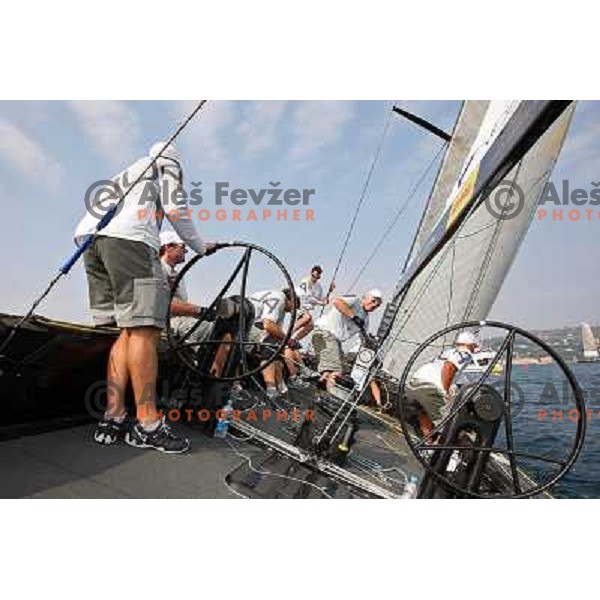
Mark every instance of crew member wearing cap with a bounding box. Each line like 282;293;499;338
404;332;478;438
159;230;232;378
312;290;383;390
248;288;300;400
291;265;332;342
74;141;216;454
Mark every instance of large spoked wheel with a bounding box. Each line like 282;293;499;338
397;320;587;498
166;241;297;383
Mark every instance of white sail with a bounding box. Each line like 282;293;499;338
380;102;576;376
411;101;490;257
581;323;599;359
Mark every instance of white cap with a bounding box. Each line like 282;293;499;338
159;230;184;247
149;141;180;163
456;331;478;346
366;289;383;300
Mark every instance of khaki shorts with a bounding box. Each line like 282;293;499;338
405;381;446;421
312;329;343;374
83;236;169;329
170;316;213;345
248;325;280;361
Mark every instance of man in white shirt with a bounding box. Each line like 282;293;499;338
291;265;331;342
312;289;383;390
248;288;299;399
159;230;234;378
405;331;478;438
76;141;214;454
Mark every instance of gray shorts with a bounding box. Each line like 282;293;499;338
83;236;169;329
312;329;343;374
171;316;213;345
405;381;446;421
248;325;280;361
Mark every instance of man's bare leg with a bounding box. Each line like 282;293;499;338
292;313;313;341
283;348;299;378
127;327;161;426
369;379;382;408
106;329;129;419
292;312;311;334
211;333;233;377
262;361;277;388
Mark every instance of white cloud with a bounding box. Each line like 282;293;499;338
287;101;355;167
0;119;63;192
237;101;287;156
69;101;141;168
173;100;238;173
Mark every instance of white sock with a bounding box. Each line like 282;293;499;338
141;418;161;432
106;413;126;424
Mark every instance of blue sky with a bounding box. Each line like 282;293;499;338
0;100;598;330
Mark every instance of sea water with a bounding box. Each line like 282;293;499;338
500;362;600;499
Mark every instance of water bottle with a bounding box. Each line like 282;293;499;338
401;475;419;499
447;450;461;473
214;398;233;438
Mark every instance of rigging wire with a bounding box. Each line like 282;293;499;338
461;158;525;322
346;142;447;293
321;104;394;308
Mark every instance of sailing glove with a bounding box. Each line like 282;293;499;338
352;315;366;329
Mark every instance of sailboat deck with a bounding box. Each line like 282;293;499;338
0;422;259;499
0;400;421;499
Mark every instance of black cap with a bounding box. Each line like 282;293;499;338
312;265;323;274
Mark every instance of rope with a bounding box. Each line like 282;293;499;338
347;142;447;293
224;436;334;499
321;105;394;307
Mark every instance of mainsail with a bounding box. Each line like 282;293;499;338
409;101;490;260
581;323;599;360
379;101;576;376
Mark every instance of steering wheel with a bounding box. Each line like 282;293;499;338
397;320;586;498
166;241;297;383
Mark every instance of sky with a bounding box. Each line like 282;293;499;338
0;100;598;331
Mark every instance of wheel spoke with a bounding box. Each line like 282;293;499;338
502;331;522;494
415;445;565;466
238;248;252;374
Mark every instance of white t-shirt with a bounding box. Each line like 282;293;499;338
249;290;286;328
296;275;325;311
410;347;474;393
314;296;368;342
161;259;188;302
74;154;206;254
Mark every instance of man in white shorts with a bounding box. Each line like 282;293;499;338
75;141;214;453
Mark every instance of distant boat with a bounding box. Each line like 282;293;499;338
576;322;600;363
463;349;503;375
